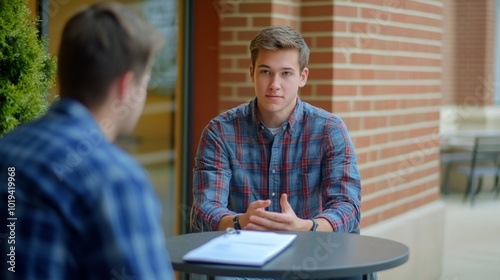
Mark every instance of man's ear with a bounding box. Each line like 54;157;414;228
249;65;255;82
299;68;309;88
116;71;135;101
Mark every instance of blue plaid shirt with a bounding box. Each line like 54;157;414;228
193;97;361;233
0;99;174;280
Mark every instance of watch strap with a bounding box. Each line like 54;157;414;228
309;218;318;231
233;214;242;230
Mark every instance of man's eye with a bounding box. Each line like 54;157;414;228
260;70;270;74
282;72;291;76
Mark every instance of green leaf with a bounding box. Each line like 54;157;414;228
0;0;56;137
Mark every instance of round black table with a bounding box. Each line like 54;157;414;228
166;231;409;279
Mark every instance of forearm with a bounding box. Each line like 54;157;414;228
317;201;360;233
217;215;236;231
316;217;334;232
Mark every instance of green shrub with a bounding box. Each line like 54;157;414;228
0;0;56;136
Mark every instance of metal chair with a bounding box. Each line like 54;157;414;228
453;136;500;206
440;135;497;195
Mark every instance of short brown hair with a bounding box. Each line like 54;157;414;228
58;2;164;107
249;26;310;71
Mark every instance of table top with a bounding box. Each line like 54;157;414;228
166;231;409;279
441;130;500;151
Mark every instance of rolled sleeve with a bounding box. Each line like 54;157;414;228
193;124;234;231
316;119;361;233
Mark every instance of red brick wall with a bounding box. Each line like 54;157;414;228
442;0;496;105
213;0;443;228
441;0;456;105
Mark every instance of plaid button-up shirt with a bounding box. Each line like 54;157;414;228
193;97;361;233
0;99;174;280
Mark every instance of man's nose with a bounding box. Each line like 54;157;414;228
269;74;281;91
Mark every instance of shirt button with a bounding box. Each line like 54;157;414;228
272;193;276;196
272;169;276;174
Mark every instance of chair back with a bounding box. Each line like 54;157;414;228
471;136;500;167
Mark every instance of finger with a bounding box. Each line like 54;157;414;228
280;193;293;213
247;216;282;231
249;199;271;210
243;222;270;231
253;209;291;224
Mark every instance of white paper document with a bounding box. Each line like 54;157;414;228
183;230;297;266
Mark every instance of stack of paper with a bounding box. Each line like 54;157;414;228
183;230;297;266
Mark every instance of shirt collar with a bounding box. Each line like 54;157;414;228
51;97;103;135
250;96;303;135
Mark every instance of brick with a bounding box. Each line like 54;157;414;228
372;132;389;145
238;3;272;13
301;4;334;17
221;72;247;83
302;20;336;32
220;16;248;27
361;7;442;28
404;1;442;15
252;17;273;27
362;116;388;129
339;116;361;131
333;5;359;17
373;99;398;110
317;36;335;48
360;213;379;228
271;3;295;15
314;84;331;96
350;53;441;66
309;51;334;64
334;36;358;51
332;85;357;96
300;84;313;96
352;0;386;7
309;68;333;80
237;30;260;41
237;59;252;69
352;135;371;148
353;100;372;111
306;100;333;111
219;44;249;55
237;86;256;98
350;22;442;41
270;17;298;27
332;100;350;113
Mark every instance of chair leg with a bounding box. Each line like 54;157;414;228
470;176;477;207
495;178;500;199
442;163;452;195
477;177;483;194
463;175;471;203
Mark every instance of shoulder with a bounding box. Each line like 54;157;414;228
205;101;254;132
0;112;150;195
300;101;345;127
214;102;251;122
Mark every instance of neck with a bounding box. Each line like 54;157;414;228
256;98;297;128
88;105;119;142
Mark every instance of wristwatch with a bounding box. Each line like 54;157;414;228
309;218;318;231
233;214;242;230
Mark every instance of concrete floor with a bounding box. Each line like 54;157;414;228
439;192;500;280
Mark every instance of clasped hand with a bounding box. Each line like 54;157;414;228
239;193;312;231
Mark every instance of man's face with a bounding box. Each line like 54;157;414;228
250;49;308;126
